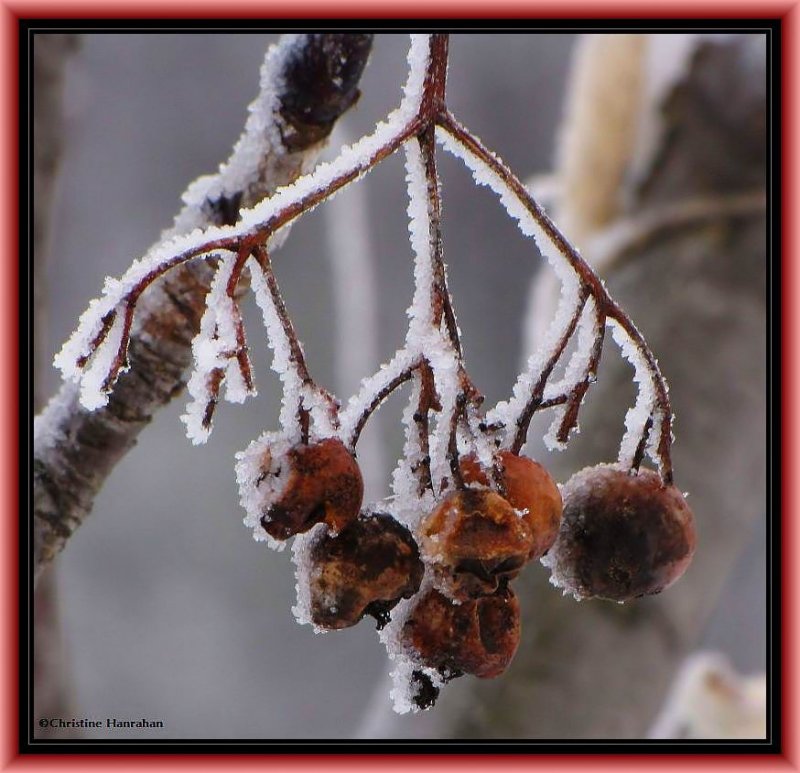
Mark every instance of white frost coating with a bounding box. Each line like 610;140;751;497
403;140;436;335
490;273;582;446
425;336;461;497
33;381;80;455
376;575;441;714
234;430;294;550
390;375;437;532
436;127;576;285
291;524;329;629
300;383;337;440
175;35;300;231
609;319;659;469
385;140;461;530
246;257;305;441
77;311;126;411
181;252;255;444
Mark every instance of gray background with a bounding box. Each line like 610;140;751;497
37;32;766;739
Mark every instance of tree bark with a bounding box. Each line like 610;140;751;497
359;33;767;740
32;32;81;738
32;34;373;586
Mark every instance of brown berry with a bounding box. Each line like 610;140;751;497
462;450;563;560
259;438;363;540
305;512;424;630
401;587;520;679
420;489;535;600
545;464;697;602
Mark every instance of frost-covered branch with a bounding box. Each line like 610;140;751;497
33;33;374;584
436;111;674;482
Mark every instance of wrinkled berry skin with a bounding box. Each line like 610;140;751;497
547;464;697;602
420;489;535;600
461;451;563;560
401;587;520;679
307;512;424;630
260;438;363;540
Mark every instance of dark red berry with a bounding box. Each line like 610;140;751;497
461;450;563;560
305;512;424;630
544;464;697;602
259;438;363;540
401;586;521;679
420;489;535;600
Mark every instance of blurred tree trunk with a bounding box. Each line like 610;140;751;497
360;33;767;739
33;32;81;738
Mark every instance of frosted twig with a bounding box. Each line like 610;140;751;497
510;288;589;453
436;109;674;482
552;305;606;445
413;361;439;496
347;359;420;449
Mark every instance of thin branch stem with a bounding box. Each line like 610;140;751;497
202;367;225;430
555;308;606;444
101;299;136;392
413;360;439;495
631;415;654;474
252;244;312;385
447;393;467;489
348;361;419;449
75;309;115;368
510;289;589;454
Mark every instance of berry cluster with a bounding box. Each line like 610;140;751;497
55;34;697;713
240;432;695;710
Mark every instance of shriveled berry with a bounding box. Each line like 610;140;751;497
305;512;424;630
420;489;535;600
401;587;520;679
544;464;697;602
259;438;363;540
461;451;563;560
